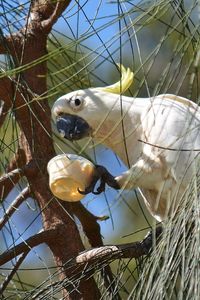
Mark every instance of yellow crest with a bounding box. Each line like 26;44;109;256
96;64;134;94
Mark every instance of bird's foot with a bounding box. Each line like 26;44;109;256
78;165;120;195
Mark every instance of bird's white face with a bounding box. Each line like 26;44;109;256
52;88;109;141
52;89;91;141
52;65;134;142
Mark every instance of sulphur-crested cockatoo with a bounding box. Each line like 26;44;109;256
52;65;200;222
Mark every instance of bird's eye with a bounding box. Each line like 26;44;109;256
74;98;81;106
69;96;84;111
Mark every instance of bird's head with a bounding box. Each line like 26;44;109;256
52;65;134;141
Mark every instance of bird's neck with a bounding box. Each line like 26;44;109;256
94;95;149;165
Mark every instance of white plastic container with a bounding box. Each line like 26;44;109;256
47;154;95;201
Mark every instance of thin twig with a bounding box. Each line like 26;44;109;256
0;186;31;230
0;250;29;294
138;138;200;152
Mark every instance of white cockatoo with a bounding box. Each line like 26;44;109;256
52;65;200;222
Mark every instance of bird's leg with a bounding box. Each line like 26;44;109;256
78;165;120;195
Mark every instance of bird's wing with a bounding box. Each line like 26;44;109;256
157;94;198;110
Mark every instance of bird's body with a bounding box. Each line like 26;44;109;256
112;94;200;221
52;66;200;221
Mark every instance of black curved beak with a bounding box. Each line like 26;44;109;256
56;114;92;141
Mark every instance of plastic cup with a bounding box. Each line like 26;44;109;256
47;154;95;201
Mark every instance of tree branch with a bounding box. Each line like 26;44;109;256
0;77;15;106
0;29;13;54
0;186;30;230
0;169;23;200
0;100;11;128
70;202;107;247
28;0;72;35
0;44;7;54
33;228;162;299
71;202;122;299
41;0;72;33
0;250;29;294
0;77;28;107
75;226;162;264
0;169;23;184
0;229;56;266
0;148;27;200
